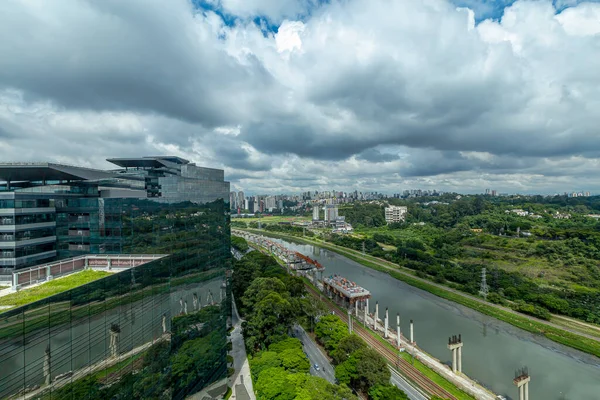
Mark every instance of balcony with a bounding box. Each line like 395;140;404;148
68;229;91;237
68;244;91;252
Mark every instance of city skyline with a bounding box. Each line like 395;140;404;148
1;1;600;194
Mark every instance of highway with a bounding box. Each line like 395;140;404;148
292;324;336;383
294;324;428;400
389;368;428;400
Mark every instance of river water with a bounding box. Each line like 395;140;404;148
274;237;600;400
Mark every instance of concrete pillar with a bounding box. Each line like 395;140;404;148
43;345;51;385
525;383;529;400
355;300;358;316
364;304;367;327
162;314;167;333
193;293;198;310
458;347;462;373
396;314;401;348
452;349;457;373
184;301;188;315
109;325;120;358
366;298;369;314
519;384;524;400
375;302;379;330
179;298;184;314
347;310;352;333
384;308;389;338
410;320;414;344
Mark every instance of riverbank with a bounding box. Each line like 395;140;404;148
243;238;474;399
239;228;600;359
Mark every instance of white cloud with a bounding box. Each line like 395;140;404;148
275;20;305;54
1;0;600;194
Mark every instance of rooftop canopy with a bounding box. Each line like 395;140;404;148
107;156;189;169
0;162;116;183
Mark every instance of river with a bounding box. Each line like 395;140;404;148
273;237;600;400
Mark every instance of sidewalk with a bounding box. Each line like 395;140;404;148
229;296;255;400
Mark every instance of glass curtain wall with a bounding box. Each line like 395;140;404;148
0;198;231;400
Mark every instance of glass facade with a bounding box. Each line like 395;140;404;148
0;198;231;399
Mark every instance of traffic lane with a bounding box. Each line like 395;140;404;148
293;325;336;383
389;368;428;400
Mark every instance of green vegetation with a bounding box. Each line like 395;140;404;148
234;251;374;399
0;270;111;309
244;228;600;358
335;196;600;325
314;315;406;398
243;196;600;327
231;235;249;252
42;304;226;400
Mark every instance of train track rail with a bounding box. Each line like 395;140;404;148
245;242;458;399
305;284;457;400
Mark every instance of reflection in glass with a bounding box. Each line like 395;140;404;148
0;198;231;399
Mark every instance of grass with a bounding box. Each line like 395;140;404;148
0;270;112;309
243;228;600;359
90;351;145;382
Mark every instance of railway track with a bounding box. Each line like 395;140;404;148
243;242;458;399
305;284;457;400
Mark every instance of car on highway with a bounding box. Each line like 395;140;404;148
314;363;320;371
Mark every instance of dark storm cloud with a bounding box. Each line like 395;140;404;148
0;0;274;128
1;0;600;194
356;149;400;163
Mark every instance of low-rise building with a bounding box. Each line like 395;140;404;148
384;205;408;224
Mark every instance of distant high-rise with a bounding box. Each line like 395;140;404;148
313;205;320;221
324;204;338;222
238;191;245;210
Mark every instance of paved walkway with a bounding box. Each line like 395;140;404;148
230;296;255;400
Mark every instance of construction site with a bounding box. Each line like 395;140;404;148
232;231;510;400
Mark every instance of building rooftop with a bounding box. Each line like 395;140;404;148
106;156;190;169
0;162;116;183
0;254;166;312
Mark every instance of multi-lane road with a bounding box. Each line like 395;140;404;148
294;323;428;400
292;324;336;383
389;368;428;400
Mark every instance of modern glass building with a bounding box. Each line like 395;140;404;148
0;157;231;399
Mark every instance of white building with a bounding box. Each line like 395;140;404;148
313;205;320;221
324;204;338;223
384;205;408;224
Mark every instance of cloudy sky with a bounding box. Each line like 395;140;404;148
1;0;599;194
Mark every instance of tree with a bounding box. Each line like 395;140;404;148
244;291;294;352
269;337;303;353
241;277;288;315
280;348;310;373
297;376;357;400
368;384;409;400
254;367;298;400
249;351;282;381
301;296;329;332
335;347;389;393
331;334;366;365
354;348;390;390
315;314;350;351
